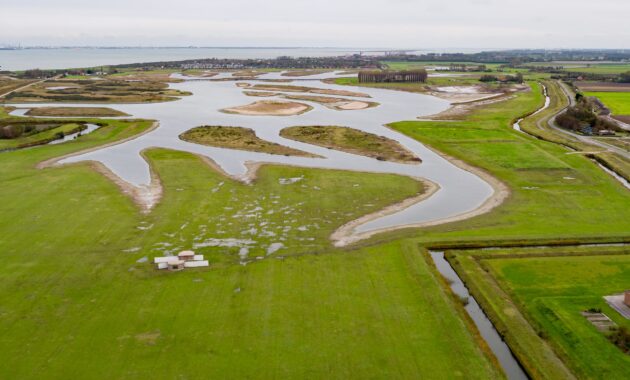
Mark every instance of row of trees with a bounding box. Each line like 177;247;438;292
0;124;40;139
479;73;523;83
555;96;619;134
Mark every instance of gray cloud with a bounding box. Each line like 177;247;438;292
1;0;629;48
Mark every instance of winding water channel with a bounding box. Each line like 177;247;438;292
8;72;496;241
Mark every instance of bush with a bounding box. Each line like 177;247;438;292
479;75;498;82
618;71;630;83
608;326;630;353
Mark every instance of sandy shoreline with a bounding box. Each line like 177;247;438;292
330;178;440;246
330;134;510;247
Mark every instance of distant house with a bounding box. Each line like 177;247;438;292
358;70;427;83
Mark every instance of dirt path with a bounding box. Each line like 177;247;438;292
0;75;60;99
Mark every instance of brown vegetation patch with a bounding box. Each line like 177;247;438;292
576;82;630;92
280;125;419;163
0;78;37;96
25;107;130;117
180;125;317;157
250;84;370;98
2;78;190;103
243;91;280;97
221;100;312;116
281;70;331;77
232;70;266;78
181;71;217;78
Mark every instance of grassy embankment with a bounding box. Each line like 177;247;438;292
280;125;420;163
445;245;630;379
1;78;190;103
25;106;129;117
0;108;501;378
179;125;316;157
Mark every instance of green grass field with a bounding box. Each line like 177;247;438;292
0;111;502;378
1;72;630;378
485;250;630;379
585;91;630;114
566;64;630;74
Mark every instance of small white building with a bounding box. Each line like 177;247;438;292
154;250;209;271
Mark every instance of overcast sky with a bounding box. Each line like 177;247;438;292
2;0;629;49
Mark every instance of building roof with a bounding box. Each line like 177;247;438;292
168;260;185;266
178;250;195;257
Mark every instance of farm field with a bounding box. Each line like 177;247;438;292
445;245;630;379
584;91;630;114
566;64;630;74
486;252;630;378
0;113;504;378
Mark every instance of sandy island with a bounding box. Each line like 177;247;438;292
221;100;313;116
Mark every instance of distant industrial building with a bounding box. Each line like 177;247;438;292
358;70;427;83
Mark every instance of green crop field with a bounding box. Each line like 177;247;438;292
444;246;630;379
566;64;630;74
585;91;630;114
485;251;630;378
